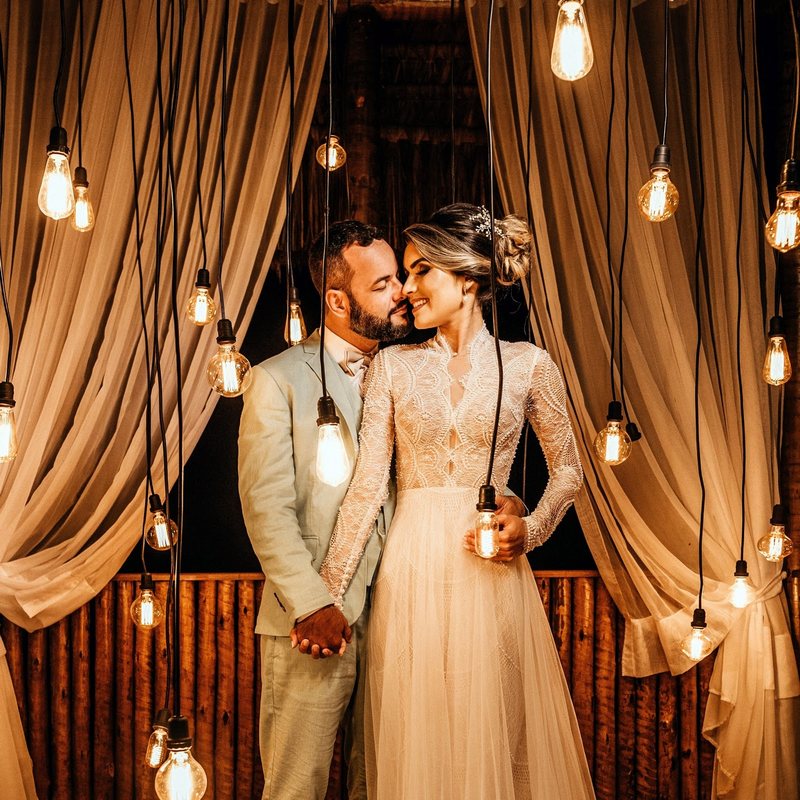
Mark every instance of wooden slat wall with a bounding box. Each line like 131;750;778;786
0;573;717;800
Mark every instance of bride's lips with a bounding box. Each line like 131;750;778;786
410;298;428;314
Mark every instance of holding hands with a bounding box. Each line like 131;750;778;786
291;604;352;659
463;493;528;563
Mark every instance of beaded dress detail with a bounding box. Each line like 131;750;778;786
320;326;594;799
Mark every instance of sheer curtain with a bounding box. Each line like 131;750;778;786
466;0;799;797
0;1;329;795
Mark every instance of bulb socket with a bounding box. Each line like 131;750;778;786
166;715;193;749
152;707;171;731
194;268;211;289
476;484;497;512
734;559;749;578
316;395;340;426
650;144;672;172
0;381;15;408
767;315;786;337
216;318;236;345
148;494;164;513
46;126;70;155
73;165;89;189
625;422;642;442
771;504;788;526
289;286;301;303
777;158;800;195
606;401;623;422
140;572;155;591
690;607;707;630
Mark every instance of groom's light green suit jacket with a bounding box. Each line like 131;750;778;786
238;330;393;636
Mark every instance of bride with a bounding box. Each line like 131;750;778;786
319;204;595;799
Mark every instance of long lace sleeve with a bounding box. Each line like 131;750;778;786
522;350;583;551
319;349;395;607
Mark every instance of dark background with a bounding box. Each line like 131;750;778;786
123;0;794;575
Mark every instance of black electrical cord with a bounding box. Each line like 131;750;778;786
617;0;634;428
450;0;456;204
319;0;334;398
693;0;708;608
660;0;669;146
736;0;748;563
218;0;229;322
286;0;296;311
77;0;85;167
192;0;208;273
604;0;619;405
0;26;11;384
484;0;503;489
788;0;800;161
54;0;66;129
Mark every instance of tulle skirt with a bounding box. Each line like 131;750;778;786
365;487;595;799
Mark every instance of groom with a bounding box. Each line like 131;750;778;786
239;221;410;799
239;220;527;799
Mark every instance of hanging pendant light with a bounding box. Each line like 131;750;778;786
315;134;347;171
207;319;252;397
680;608;713;661
550;0;594;81
145;495;178;551
638;145;679;221
285;287;307;346
762;315;792;386
130;572;165;629
154;716;207;800
727;560;756;609
474;485;500;559
71;166;95;231
145;708;172;769
39;127;75;220
0;381;18;462
316;396;351;486
766;160;800;252
186;269;217;326
593;401;632;465
757;504;793;562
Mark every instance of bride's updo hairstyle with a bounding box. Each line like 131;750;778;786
403;203;531;304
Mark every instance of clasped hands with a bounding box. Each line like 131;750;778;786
292;495;527;660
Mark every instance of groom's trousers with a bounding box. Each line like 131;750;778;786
258;608;369;800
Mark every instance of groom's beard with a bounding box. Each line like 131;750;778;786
347;292;410;342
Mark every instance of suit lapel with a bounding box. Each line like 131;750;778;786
302;331;362;455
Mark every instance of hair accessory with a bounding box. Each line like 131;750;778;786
469;206;506;240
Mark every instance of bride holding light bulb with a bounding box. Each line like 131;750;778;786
317;204;594;798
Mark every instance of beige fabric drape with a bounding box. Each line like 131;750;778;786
0;1;329;796
466;0;799;797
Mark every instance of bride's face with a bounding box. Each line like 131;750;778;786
402;243;466;329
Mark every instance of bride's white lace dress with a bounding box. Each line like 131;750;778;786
320;325;595;799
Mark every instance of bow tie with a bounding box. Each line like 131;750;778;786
340;349;375;377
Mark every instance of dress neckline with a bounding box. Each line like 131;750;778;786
432;323;490;359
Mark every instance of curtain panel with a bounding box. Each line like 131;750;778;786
0;1;330;796
465;0;799;797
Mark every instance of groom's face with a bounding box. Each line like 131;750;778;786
342;239;410;342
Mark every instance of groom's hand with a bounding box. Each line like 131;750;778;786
291;605;352;659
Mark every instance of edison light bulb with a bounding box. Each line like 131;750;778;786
154;717;207;800
207;320;252;397
145;495;178;551
638;145;679;222
727;561;756;609
146;709;171;769
0;382;18;462
762;316;791;386
70;166;95;232
473;485;500;559
316;396;351;486
186;269;216;326
284;287;307;346
38;127;75;220
680;608;713;662
315;135;347;171
130;573;165;629
550;0;594;81
765;160;800;252
594;401;631;465
757;504;793;562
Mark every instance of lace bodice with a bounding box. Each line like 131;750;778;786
319;325;583;606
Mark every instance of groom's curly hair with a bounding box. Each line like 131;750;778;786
307;220;385;296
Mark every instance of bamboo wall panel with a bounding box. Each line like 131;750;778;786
0;573;720;799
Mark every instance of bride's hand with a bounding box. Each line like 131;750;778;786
463;514;526;563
